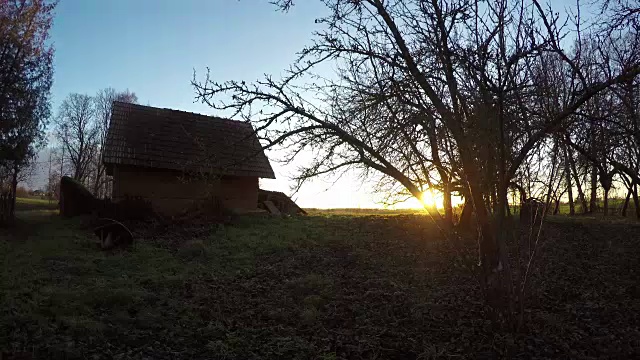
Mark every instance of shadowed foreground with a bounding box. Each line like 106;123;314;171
1;206;639;359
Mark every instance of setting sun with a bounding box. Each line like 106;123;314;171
420;189;464;209
421;189;438;207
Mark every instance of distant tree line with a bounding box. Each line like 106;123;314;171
193;0;640;327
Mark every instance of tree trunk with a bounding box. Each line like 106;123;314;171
470;182;504;311
73;165;81;181
563;143;575;215
460;151;508;317
603;188;609;216
426;124;452;228
93;164;103;197
574;178;588;214
458;197;473;229
590;165;598;213
545;140;559;208
622;187;632;217
567;185;575;215
443;180;453;226
566;142;588;213
9;162;18;220
600;172;612;217
493;84;515;322
553;198;560;215
633;184;640;220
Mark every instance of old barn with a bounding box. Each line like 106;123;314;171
102;101;275;215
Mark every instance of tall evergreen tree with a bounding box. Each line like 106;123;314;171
0;0;55;221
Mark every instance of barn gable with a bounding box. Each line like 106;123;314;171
102;101;275;178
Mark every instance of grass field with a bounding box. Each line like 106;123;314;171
2;200;640;359
306;207;430;216
14;197;58;211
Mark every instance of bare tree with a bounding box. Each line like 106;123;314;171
93;88;137;197
195;0;640;323
54;94;98;184
560;30;640;215
45;169;60;200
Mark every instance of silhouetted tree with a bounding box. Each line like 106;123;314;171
54;94;98;184
195;0;640;324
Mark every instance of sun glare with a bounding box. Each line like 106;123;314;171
420;189;465;209
421;189;438;208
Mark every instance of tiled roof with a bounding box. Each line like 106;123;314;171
103;102;275;178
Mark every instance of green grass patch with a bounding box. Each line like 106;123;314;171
1;211;639;358
16;197;52;205
15;197;58;212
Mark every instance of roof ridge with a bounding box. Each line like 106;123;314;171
112;101;252;127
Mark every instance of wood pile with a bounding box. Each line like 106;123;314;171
258;189;306;216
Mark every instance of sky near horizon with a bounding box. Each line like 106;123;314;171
32;0;588;208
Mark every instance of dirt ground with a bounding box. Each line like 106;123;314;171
1;202;639;359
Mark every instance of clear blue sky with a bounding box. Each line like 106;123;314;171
49;0;584;113
50;0;585;108
50;0;324;114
